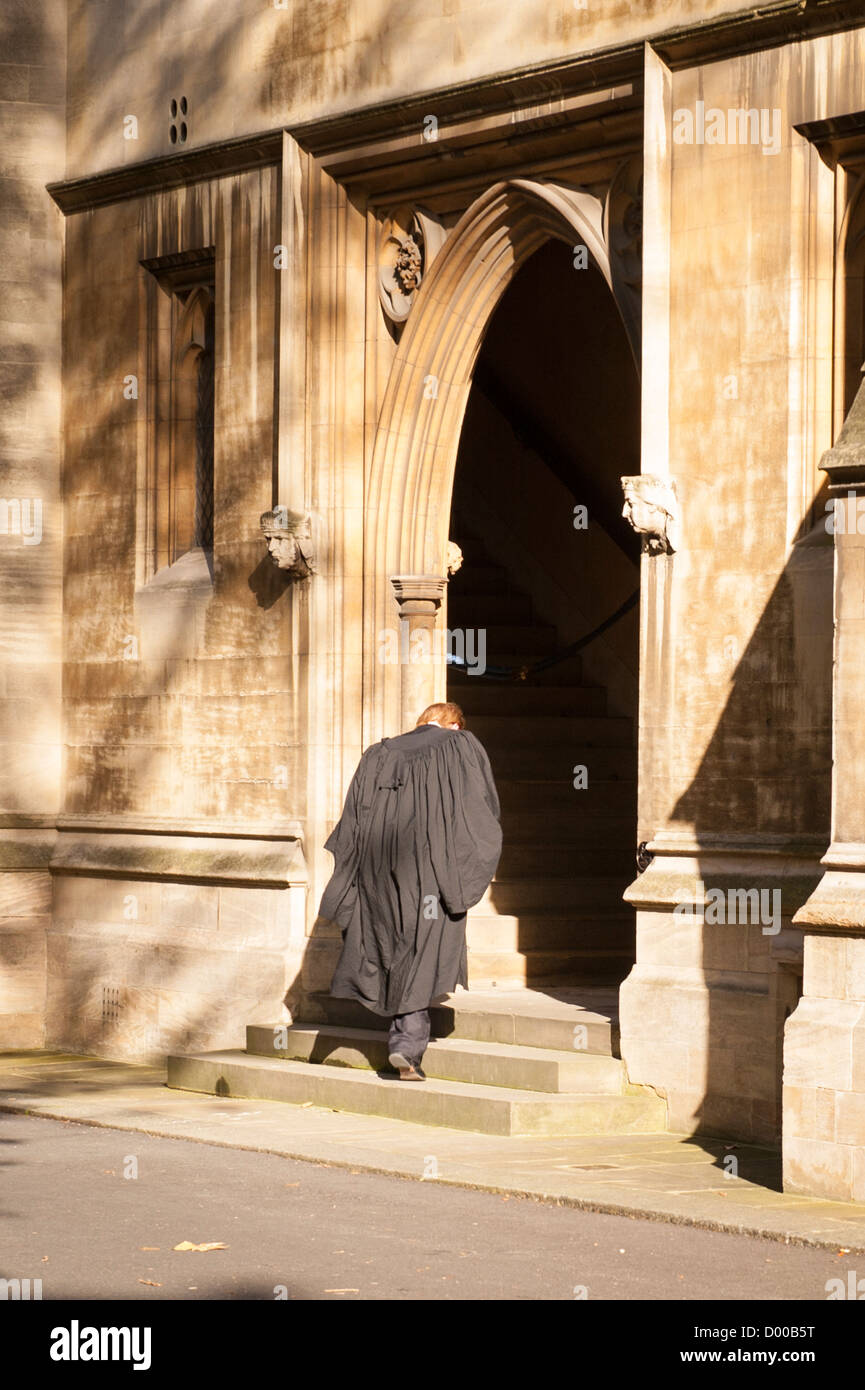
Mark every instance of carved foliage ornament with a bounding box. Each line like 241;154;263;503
260;507;315;580
621;475;679;555
378;206;446;324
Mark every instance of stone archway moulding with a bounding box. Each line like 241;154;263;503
364;174;642;739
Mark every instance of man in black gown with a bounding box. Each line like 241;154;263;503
317;702;502;1080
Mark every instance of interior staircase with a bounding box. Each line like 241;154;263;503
447;523;637;988
166;523;666;1138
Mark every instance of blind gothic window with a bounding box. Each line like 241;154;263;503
140;249;216;570
174;283;215;557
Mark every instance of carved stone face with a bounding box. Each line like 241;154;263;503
620;474;678;554
446;540;464;577
264;533;300;570
260;508;314;580
622;488;664;536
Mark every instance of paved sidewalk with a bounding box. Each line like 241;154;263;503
2;1048;865;1252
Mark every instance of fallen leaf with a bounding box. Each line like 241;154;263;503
300;1102;314;1108
173;1241;228;1253
41;1257;49;1263
283;1182;301;1188
103;1169;115;1176
138;1279;161;1287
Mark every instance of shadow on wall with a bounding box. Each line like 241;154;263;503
623;495;834;1147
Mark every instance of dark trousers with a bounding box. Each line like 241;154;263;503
388;1009;431;1066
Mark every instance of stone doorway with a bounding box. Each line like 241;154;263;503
445;237;641;995
168;179;658;1132
363;175;643;747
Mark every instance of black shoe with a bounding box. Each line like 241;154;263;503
389;1051;426;1080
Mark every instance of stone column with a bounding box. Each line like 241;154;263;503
390;575;447;732
785;370;865;1202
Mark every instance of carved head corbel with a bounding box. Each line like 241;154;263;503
446;540;464;577
621;475;679;555
260;507;315;580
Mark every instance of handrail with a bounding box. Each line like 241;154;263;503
446;587;639;682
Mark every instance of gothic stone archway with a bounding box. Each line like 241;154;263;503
364;174;641;742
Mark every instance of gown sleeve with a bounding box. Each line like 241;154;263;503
426;730;502;917
317;744;379;925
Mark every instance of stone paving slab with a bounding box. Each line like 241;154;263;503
2;1049;865;1252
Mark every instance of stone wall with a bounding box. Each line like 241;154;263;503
784;934;865;1201
0;0;66;1046
51;165;311;1059
47;844;307;1065
619;30;858;1144
62;0;751;179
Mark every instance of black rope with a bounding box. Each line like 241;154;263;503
446;587;640;682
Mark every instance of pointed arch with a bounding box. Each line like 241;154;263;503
369;179;636;577
364;176;640;739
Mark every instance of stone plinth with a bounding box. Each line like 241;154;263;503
620;842;815;1145
786;371;865;1201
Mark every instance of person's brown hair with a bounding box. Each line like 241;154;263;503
415;702;465;729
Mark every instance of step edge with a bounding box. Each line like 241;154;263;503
167;1051;659;1108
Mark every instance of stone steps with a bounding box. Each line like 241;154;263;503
445;517;637;993
454;682;606;717
307;987;621;1055
478;624;559;656
246;1023;625;1093
302;936;632;994
496;843;632;877
498;807;634;842
467;949;631;986
166;1049;665;1136
449;562;513;594
485;743;635;779
495;778;636;809
451;659;591;687
465;910;633;952
477;874;629;912
448;592;534;624
468;713;633;746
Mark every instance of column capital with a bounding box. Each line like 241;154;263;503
390;574;446;615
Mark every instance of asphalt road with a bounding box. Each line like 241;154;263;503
0;1111;855;1302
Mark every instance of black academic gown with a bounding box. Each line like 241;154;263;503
318;723;502;1016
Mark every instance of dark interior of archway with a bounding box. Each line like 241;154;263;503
446;235;642;992
449;235;641;699
453;237;640;563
